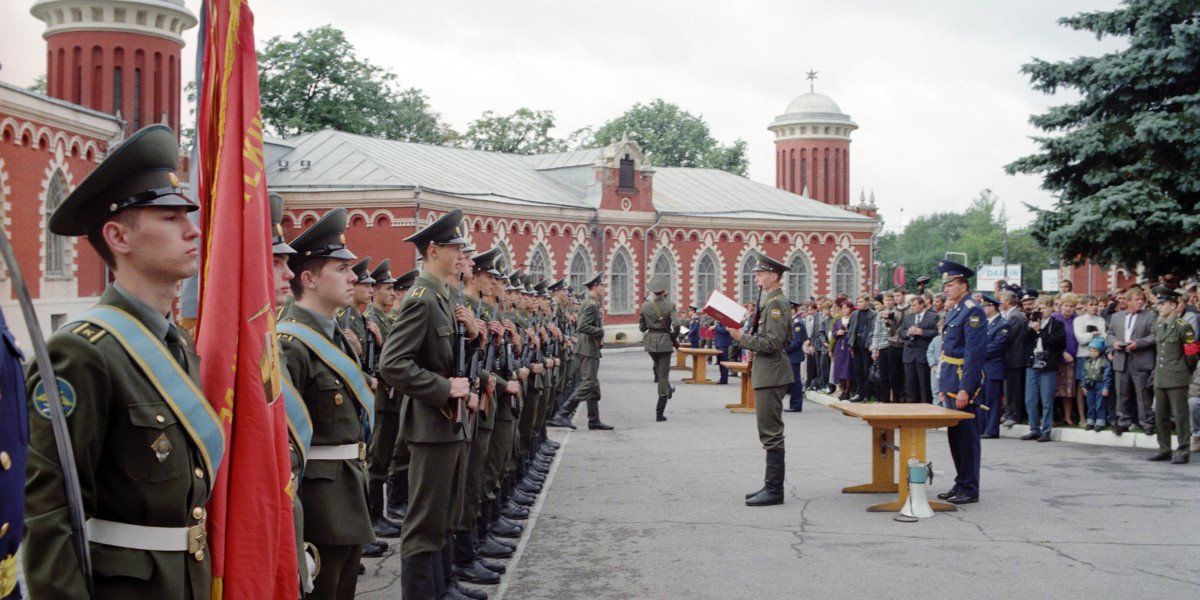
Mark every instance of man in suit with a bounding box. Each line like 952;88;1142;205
730;254;794;507
900;295;938;404
1000;288;1030;427
784;301;808;411
848;294;876;401
979;294;1010;437
1106;286;1158;435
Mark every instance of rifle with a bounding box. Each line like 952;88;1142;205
364;303;378;376
0;228;93;594
501;302;519;413
748;287;764;369
451;274;469;433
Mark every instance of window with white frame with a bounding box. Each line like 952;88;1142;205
834;251;858;297
610;248;632;313
787;253;812;302
44;170;69;278
695;251;718;306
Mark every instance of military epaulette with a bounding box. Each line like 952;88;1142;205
278;333;296;342
335;307;348;318
70;322;107;344
964;299;976;308
410;286;428;299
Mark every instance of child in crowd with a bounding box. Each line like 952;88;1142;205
1081;337;1113;431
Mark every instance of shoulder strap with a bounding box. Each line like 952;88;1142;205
72;306;226;492
280;377;312;463
277;322;375;440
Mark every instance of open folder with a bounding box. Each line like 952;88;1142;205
702;290;748;328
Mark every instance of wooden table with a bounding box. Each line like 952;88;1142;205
720;361;754;413
678;347;723;384
672;348;691;371
830;402;974;513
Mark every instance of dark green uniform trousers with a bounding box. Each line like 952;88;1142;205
311;544;362;600
755;385;787;451
651;351;672;398
458;421;493;530
401;441;465;557
1154;386;1190;457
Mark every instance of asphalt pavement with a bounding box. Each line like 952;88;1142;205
359;349;1200;600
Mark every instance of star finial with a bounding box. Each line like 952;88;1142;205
805;69;818;93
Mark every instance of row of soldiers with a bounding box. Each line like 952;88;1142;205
10;125;609;600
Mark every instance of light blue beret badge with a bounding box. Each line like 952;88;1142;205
33;377;77;419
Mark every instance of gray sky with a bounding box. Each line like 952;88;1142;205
1;0;1125;231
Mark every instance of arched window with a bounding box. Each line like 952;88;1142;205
739;253;758;303
528;244;550;281
610;249;632;313
45;170;68;278
568;246;592;292
834;251;858;297
493;245;512;274
651;249;675;303
787;253;812;302
695;250;718;306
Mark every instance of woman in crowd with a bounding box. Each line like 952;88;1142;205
1052;293;1080;425
831;298;856;400
1073;295;1107;428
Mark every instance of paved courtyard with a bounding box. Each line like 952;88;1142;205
359;350;1200;600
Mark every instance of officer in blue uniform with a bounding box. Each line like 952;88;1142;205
933;260;987;505
714;321;733;384
1;307;27;600
979;293;1009;438
687;306;702;349
784;301;808;412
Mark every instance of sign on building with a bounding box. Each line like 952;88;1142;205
975;264;1022;292
1041;269;1060;292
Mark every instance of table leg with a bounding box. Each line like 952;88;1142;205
730;375;755;413
843;426;898;494
683;353;715;384
672;350;689;371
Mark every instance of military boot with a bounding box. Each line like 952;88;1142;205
453;530;501;585
386;474;408;522
745;449;785;507
368;481;402;538
401;552;441;600
656;395;668;422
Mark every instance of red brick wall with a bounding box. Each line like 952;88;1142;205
774;138;851;206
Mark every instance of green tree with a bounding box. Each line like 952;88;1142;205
1006;0;1200;279
461;108;567;154
591;99;749;176
258;25;452;143
28;75;46;95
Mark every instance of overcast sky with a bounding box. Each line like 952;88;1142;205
1;0;1126;231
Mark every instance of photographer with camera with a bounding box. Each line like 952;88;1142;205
1021;295;1067;442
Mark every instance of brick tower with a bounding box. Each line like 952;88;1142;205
31;0;197;139
768;72;858;206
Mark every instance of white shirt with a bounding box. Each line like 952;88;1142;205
1124;312;1137;343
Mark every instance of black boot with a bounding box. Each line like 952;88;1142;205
386;475;409;522
745;449;785;506
431;548;447;599
453;530;501;585
361;540;387;557
368;481;402;538
656;395;668;422
401;552;441;600
587;400;613;430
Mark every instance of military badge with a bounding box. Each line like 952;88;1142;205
334;392;345;406
968;314;982;328
151;433;173;463
33;377;77;419
770;308;782;320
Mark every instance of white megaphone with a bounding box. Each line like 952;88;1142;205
895;459;935;522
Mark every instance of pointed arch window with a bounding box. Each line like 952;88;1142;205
45;170;69;278
787;253;812;302
610;248;632;313
528;244;550;281
651;249;676;303
740;253;758;304
834;251;858;297
568;246;592;292
695;251;718;306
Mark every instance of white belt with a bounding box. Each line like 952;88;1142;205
86;518;206;553
308;443;366;461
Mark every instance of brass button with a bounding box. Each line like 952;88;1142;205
0;522;8;539
0;451;10;470
156;415;166;423
194;550;205;561
194;468;204;478
334;379;341;387
192;506;205;520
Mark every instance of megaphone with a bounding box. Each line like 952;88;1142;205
895;459;934;522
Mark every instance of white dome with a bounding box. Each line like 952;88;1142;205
784;92;843;116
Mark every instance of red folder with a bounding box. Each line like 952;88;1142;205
702;290;749;329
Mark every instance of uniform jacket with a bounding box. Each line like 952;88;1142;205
465;293;498;431
983;314;1010;381
574;295;604;358
713;322;732;349
1106;309;1157;372
639;297;677;353
278;303;373;546
738;288;795;389
687;315;701;347
24;286;212;599
338;305;370;365
785;314;808;365
900;309;939;365
1003;307;1030;370
937;297;987;397
380;271;469;444
1;308;27;600
369;303;398;412
1153;316;1196;388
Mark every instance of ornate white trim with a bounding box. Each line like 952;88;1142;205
733;238;766;304
689;233;727;306
606;242;637;315
39;152;77;293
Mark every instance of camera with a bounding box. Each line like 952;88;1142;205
1030;350;1048;370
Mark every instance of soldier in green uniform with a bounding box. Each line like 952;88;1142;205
1148;286;1195;464
365;260;404;539
337;258;374;362
548;274;613;430
385;268;419;522
640;276;678;422
277;207;375;599
730;253;794;507
24;125;219;598
379;209;484;600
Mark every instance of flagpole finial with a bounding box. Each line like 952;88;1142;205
805;69;818;93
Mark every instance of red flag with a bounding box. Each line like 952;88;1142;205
194;1;298;598
893;265;906;288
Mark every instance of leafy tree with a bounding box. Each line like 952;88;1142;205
1006;0;1200;279
258;25;452;143
461;108;567;154
28;75;46;94
591;99;749;176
